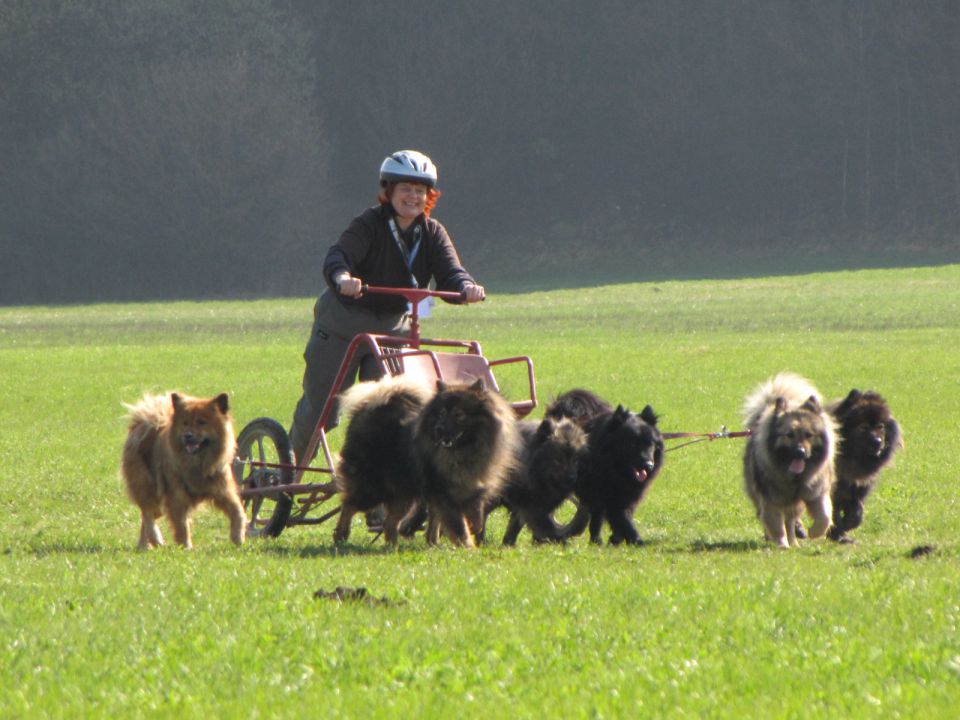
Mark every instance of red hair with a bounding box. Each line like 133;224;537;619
378;183;442;217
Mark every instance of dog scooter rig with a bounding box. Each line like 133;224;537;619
232;286;537;538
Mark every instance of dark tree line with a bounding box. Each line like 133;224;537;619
1;1;958;305
0;1;328;303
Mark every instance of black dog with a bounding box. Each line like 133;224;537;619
563;404;664;545
827;389;902;542
497;416;587;545
332;376;432;546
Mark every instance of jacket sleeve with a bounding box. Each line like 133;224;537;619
424;220;476;299
322;211;375;290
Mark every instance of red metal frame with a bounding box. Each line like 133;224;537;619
240;286;537;528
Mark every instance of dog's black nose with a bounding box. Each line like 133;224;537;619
792;446;809;460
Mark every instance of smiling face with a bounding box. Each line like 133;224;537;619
389;182;428;227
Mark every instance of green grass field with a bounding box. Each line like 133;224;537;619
2;266;959;718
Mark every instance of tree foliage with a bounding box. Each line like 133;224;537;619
0;0;327;302
2;1;959;304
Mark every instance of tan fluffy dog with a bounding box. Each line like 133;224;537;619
742;373;837;548
121;392;245;550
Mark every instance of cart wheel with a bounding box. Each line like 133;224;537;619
233;418;294;538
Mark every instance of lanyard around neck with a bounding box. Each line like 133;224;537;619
387;217;421;288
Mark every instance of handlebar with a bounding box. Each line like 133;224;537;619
360;285;470;303
357;285;478;348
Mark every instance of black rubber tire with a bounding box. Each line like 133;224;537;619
233;417;294;538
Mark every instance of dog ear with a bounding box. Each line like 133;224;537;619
171;392;183;412
213;392;230;415
639;404;659;426
773;397;787;416
801;395;822;414
833;389;861;418
613;404;629;422
436;380;447;393
536;417;556;440
861;390;885;406
886;417;904;450
470;378;484;393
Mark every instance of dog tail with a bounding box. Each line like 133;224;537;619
545;388;614;427
742;372;822;429
338;374;434;424
122;392;175;431
558;503;591;539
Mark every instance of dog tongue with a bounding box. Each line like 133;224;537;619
788;458;805;475
633;468;648;483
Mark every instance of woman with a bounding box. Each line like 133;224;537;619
289;149;485;463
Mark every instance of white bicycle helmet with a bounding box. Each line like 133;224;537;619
379;150;438;188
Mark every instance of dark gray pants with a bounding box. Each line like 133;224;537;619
289;289;409;462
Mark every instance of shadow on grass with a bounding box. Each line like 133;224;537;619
258;533;770;556
687;538;767;553
17;542;125;558
20;533;908;559
256;535;420;559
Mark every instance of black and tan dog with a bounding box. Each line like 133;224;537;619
826;389;902;542
417;379;520;547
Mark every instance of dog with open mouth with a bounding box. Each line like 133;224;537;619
121;391;245;550
742;372;837;548
561;403;665;545
416;379;520;547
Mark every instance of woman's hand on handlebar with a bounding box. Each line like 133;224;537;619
336;274;364;298
462;282;485;303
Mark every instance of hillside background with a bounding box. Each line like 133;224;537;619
2;0;959;305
